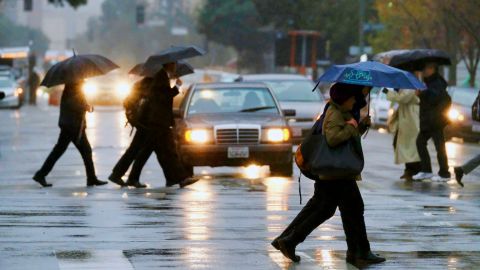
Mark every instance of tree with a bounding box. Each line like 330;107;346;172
372;0;480;87
0;15;49;55
197;0;267;72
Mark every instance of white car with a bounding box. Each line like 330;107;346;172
369;87;391;128
0;77;22;108
238;74;326;144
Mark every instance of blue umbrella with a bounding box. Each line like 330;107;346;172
317;61;426;90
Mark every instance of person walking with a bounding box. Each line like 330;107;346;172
125;62;198;188
385;87;421;180
271;83;385;266
33;81;107;187
413;63;451;181
108;76;153;186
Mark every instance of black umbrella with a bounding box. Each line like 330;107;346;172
41;54;119;87
129;61;194;77
141;45;205;77
381;49;451;71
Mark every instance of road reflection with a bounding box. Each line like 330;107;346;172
181;180;213;241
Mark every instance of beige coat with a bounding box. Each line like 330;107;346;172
387;90;420;164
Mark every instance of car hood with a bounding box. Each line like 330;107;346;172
279;101;325;119
184;113;286;128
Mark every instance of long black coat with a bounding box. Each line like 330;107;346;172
143;69;179;131
58;83;89;133
418;73;450;131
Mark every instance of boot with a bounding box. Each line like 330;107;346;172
32;174;52;187
179;177;199;188
108;173;126;187
277;236;300;262
125;180;147;188
346;250;385;266
87;178;108;187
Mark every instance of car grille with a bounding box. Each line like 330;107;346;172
216;128;259;144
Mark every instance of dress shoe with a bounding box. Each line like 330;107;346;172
125;181;147;188
32;174;52;187
87;179;108;187
179;177;199;188
346;250;386;265
108;174;126;187
454;167;464;187
277;237;300;262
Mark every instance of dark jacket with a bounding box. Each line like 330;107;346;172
58;83;89;133
418;73;450;131
143;69;179;131
124;77;153;127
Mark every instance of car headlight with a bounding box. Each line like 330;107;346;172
116;82;131;99
82;82;97;97
266;128;290;142
14;87;23;97
185;129;210;144
448;108;464;122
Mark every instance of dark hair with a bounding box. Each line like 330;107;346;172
329;83;361;105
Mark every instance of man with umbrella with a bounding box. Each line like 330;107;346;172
123;46;204;188
108;61;194;186
413;62;452;181
32;53;119;187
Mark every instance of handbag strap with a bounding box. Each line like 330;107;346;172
298;173;302;205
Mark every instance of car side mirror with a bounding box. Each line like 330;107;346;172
173;108;183;118
283;109;296;117
0;91;5;100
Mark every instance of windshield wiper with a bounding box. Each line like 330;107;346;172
239;106;276;112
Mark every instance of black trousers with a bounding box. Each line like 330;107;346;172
36;128;96;180
278;180;371;253
416;128;450;177
128;129;190;185
110;128;147;178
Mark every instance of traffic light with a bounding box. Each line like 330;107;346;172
136;5;145;25
24;0;33;11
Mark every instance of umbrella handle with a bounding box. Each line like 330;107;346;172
363;92;371;139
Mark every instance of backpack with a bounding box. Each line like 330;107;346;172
124;81;148;128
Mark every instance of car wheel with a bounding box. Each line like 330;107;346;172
270;162;293;177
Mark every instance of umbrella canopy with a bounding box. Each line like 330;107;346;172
41;54;119;87
317;61;426;90
141;45;205;77
377;49;451;71
129;61;194;77
372;49;410;65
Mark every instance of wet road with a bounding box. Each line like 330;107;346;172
1;101;479;269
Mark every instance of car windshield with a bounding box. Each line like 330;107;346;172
188;87;279;115
262;80;323;102
0;79;13;88
452;88;479;107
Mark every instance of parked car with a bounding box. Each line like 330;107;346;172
173;82;294;176
369;87;391;128
445;87;480;142
238;74;325;144
81;71;132;105
0;77;23;108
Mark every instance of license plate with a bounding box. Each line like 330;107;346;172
473;124;480;132
292;127;302;137
228;147;249;158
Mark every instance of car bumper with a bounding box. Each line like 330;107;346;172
0;95;20;108
445;123;480;141
180;143;293;167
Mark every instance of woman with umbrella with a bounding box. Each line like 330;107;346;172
32;53;119;187
272;61;425;266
